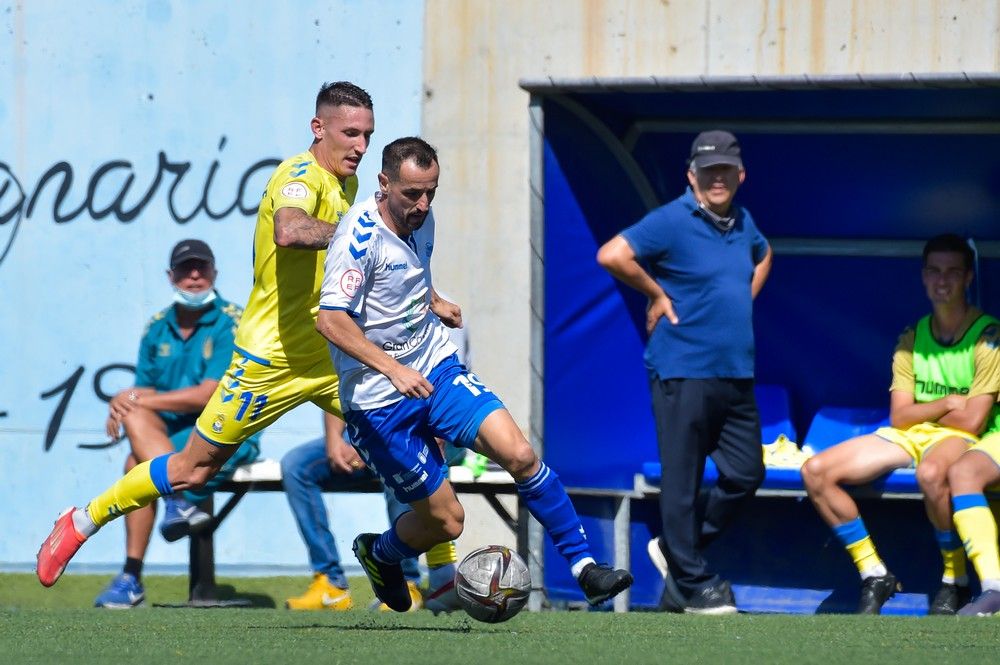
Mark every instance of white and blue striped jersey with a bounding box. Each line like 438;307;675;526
320;194;457;410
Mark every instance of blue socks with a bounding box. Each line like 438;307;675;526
517;462;593;571
372;525;422;565
369;461;594;576
832;517;868;547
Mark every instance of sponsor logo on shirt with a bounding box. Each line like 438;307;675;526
385;262;408;272
915;380;969;396
381;324;430;355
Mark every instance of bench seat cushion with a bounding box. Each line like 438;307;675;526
641;460;919;494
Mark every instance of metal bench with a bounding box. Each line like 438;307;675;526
184;459;524;607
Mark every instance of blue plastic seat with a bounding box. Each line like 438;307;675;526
755;384;795;444
803;406;890;453
641;384;797;488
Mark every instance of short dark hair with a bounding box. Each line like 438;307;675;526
315;81;373;114
381;137;438;181
923;233;974;270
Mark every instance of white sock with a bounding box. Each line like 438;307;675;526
72;506;99;538
982;579;1000;593
571;557;595;578
860;562;888;580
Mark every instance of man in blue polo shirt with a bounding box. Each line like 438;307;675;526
597;130;772;614
93;239;260;608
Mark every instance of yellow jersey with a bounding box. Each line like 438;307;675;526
234;150;359;366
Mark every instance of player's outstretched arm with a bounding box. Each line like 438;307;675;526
316;309;434;399
430;288;462;328
274;207;337;249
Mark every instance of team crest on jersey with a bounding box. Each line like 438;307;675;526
202;338;213;360
212;414;225;434
280;181;309;199
158;343;172;357
340;269;363;297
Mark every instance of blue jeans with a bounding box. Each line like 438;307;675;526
280;437;419;588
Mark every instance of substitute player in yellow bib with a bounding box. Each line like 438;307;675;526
37;82;376;587
801;234;1000;615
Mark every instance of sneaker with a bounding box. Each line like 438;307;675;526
159;497;211;543
957;589;1000;616
36;508;88;587
684;580;738;615
577;562;633;606
857;572;901;614
353;533;412;612
369;580;424;613
424;569;461;615
762;434;811;468
285;573;353;611
94;572;146;609
462;452;490;478
928;582;972;616
647;536;684;613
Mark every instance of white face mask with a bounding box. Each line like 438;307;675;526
173;287;217;310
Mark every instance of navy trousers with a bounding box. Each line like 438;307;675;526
650;378;764;597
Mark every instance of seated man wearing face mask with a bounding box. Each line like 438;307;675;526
93;239;260;608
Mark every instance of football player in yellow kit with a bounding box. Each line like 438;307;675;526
38;81;375;586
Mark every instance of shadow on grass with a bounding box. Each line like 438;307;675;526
153;584;277;609
282;618;475;633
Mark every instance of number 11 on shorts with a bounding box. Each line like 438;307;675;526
235;391;268;421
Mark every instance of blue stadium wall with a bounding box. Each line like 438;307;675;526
531;77;1000;611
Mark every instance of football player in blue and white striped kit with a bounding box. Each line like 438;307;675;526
317;136;632;612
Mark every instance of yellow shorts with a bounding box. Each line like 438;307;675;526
875;422;976;465
195;351;341;446
968;431;1000;469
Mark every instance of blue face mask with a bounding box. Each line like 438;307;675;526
173;287;217;310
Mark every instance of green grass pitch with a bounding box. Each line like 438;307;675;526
2;573;998;665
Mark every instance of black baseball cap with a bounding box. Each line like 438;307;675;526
169;239;215;269
689;130;742;169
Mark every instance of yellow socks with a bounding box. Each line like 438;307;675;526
935;529;967;583
427;540;458;568
833;517;887;577
86;455;173;528
954;494;1000;584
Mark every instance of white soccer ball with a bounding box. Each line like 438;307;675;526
455;545;531;623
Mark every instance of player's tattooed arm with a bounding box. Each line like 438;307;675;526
274;207;336;249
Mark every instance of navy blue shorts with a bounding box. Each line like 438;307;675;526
345;354;505;503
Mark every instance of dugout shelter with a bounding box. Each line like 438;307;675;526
520;73;1000;613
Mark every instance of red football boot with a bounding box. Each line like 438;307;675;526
37;508;88;587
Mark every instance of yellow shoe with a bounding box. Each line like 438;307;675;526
762;434;811;468
285;573;353;610
369;580;423;612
